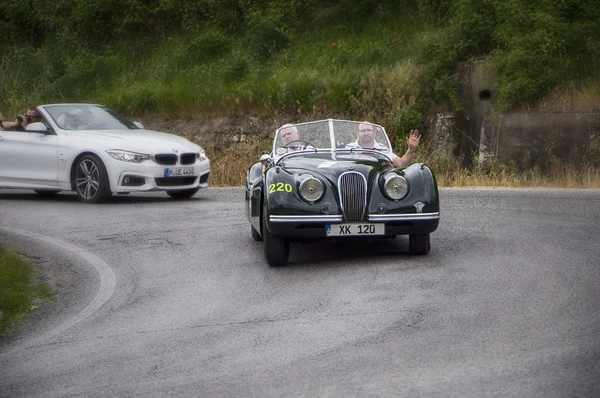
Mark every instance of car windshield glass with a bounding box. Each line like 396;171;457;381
44;105;139;130
274;120;330;155
332;120;392;152
273;120;392;156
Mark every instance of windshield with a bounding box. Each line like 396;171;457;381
44;105;139;131
273;119;392;157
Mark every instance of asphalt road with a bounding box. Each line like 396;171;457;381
0;188;599;397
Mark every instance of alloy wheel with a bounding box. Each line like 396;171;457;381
75;159;101;200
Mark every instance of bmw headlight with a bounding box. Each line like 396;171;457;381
383;173;408;200
106;150;150;163
197;150;207;161
299;176;324;203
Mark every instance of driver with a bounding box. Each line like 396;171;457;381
63;109;89;130
278;123;311;153
346;121;421;169
280;124;300;147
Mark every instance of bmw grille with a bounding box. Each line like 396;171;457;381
154;154;178;165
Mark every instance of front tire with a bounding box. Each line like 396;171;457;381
263;208;289;266
409;233;431;255
166;187;200;199
74;154;111;203
251;225;262;242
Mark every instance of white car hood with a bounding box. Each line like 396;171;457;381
63;129;202;153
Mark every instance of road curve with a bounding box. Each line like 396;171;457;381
0;188;599;397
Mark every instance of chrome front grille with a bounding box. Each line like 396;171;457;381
338;172;367;222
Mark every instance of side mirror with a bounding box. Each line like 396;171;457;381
133;121;144;129
26;122;52;134
260;153;272;166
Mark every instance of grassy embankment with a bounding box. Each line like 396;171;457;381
0;246;54;335
1;1;599;187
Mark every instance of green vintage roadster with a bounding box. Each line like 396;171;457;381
244;119;440;266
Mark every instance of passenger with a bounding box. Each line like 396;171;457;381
0;107;41;131
346;121;421;169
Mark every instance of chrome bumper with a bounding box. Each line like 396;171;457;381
270;212;440;223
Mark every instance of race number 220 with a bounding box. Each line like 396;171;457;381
269;182;292;194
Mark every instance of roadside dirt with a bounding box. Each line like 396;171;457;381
135;113;291;147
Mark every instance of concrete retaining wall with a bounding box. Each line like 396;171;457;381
426;59;600;170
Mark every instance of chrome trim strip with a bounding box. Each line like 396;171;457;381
368;212;440;221
270;215;343;223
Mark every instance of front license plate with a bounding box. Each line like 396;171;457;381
164;167;194;177
326;223;385;236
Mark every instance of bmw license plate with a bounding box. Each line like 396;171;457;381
164;167;194;177
326;223;384;236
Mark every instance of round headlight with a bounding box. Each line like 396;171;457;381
383;173;408;200
299;177;324;202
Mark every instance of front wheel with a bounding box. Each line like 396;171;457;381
263;209;289;266
409;233;431;255
251;225;262;242
166;187;199;199
74;155;111;203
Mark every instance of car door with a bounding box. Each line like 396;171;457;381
0;130;59;188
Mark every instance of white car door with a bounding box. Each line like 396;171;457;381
0;130;59;188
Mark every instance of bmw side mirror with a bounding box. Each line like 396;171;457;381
26;122;52;134
133;121;144;129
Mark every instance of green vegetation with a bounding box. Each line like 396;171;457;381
1;0;599;186
0;246;54;335
2;1;598;115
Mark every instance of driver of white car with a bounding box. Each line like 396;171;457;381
61;110;89;130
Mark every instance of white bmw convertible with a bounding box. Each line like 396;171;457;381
0;104;210;203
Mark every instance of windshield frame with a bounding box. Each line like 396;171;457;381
43;104;140;131
273;119;394;164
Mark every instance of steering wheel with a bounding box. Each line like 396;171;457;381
282;139;316;149
283;140;316;148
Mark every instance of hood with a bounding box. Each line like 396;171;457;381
62;129;202;153
278;152;395;184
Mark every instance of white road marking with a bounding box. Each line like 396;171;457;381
0;227;116;355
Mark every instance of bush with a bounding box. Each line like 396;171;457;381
245;23;291;61
419;0;600;111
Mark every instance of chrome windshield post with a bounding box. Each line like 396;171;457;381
328;119;336;160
